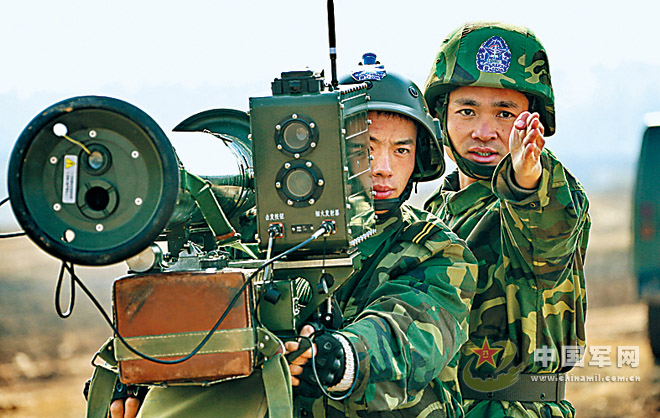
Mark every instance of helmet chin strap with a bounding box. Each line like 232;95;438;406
373;183;413;222
445;134;496;180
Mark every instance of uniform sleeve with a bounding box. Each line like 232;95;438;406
492;149;591;283
338;228;477;411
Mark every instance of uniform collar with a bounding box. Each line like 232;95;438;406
358;208;403;258
443;170;494;217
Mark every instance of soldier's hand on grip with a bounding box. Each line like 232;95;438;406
108;382;148;418
110;397;140;418
286;324;346;398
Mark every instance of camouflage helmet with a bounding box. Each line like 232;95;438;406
340;53;445;182
424;22;556;136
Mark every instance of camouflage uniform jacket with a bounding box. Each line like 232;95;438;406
317;204;477;418
424;150;590;418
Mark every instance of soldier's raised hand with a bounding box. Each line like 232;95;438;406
509;111;545;189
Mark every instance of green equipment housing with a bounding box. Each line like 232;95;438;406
250;70;375;254
7;96;254;266
633;119;660;360
5;69;377;384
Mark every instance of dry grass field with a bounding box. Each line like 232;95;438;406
0;189;658;417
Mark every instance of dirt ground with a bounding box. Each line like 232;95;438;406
0;190;659;417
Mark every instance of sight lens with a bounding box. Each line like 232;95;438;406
285;168;314;199
282;121;311;152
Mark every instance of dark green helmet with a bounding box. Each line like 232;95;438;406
424;22;556;136
340;53;445;182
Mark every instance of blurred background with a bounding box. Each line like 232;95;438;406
1;1;659;416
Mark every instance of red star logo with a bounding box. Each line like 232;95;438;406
470;337;502;368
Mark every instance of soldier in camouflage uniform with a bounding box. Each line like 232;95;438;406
108;55;478;418
422;22;591;418
286;54;477;417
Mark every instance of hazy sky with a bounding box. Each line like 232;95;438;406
3;1;660;103
2;0;660;208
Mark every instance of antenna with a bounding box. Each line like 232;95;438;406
327;0;339;89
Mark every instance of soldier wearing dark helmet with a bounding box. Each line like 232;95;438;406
285;53;477;417
423;22;591;418
342;53;446;215
108;54;478;418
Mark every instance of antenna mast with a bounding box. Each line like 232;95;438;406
327;0;339;89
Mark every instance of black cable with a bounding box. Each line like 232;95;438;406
0;231;26;238
0;197;27;239
306;329;359;401
263;226;278;285
61;260;256;365
58;222;333;365
55;262;76;318
253;230;278;329
262;223;331;268
253;221;333;328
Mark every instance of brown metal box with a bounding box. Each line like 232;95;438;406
113;270;254;384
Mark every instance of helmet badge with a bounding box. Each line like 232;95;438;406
476;36;511;74
351;52;387;82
